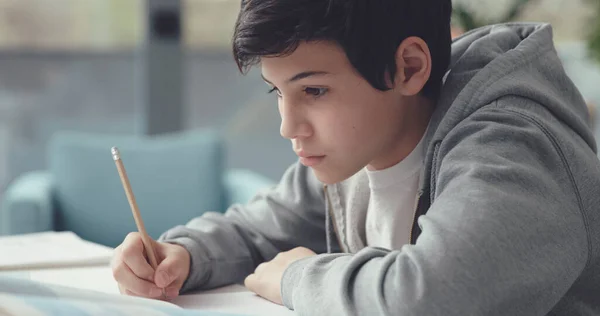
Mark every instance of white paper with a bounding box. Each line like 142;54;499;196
0;231;114;270
22;266;294;315
26;266;121;294
1;269;179;310
172;284;295;315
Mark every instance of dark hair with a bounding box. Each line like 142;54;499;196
232;0;452;101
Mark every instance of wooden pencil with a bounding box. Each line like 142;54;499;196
111;146;159;269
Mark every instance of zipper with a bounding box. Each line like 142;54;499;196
410;170;425;245
324;185;344;252
409;190;422;245
410;141;438;244
410;181;433;244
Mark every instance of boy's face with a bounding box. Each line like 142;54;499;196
261;41;430;184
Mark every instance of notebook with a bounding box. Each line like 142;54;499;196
0;231;114;270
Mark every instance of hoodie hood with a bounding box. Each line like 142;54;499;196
427;22;595;154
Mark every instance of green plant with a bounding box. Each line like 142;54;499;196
587;0;600;63
452;0;535;31
452;0;600;64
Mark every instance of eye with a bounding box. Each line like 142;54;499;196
304;87;328;98
267;87;282;97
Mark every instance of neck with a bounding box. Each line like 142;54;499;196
367;96;434;171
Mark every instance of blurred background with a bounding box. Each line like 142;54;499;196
0;0;599;205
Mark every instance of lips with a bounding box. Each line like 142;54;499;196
299;156;325;166
296;151;326;167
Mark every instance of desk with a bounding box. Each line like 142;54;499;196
2;265;294;315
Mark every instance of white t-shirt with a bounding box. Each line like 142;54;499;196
365;135;425;250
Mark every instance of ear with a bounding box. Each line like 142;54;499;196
393;36;432;96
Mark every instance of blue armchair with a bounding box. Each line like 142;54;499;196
0;130;275;247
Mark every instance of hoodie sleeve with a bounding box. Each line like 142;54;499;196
281;106;589;315
158;161;333;292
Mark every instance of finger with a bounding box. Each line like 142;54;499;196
165;286;180;299
122;232;142;248
254;262;268;275
113;260;163;298
118;283;126;295
244;273;258;292
125;288;170;301
292;246;316;257
154;252;184;288
113;233;155;282
121;242;155;282
110;246;123;272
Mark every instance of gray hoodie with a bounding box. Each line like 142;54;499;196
160;23;600;315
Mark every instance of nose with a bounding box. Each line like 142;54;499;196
279;98;312;140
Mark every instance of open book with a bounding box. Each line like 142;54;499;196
0;231;114;270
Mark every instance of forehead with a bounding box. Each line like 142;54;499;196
260;41;352;80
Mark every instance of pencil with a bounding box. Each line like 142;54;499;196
111;147;159;269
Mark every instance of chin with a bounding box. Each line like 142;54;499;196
311;165;361;185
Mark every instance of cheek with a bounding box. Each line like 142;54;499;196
311;85;390;151
317;106;379;152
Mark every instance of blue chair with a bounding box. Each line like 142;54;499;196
0;130;275;247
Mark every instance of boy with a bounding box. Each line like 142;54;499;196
111;0;600;315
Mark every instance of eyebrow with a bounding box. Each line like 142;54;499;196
261;71;330;85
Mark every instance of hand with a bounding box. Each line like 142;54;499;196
244;247;316;305
111;232;191;300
